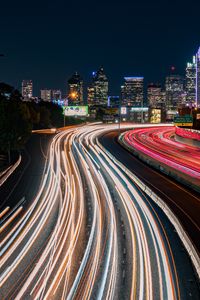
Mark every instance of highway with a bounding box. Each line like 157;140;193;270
123;126;200;176
1;124;200;299
101;129;200;252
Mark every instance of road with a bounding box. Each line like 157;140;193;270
123;126;200;178
1;124;200;299
104;127;200;254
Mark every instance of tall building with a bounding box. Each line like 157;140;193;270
87;67;108;106
87;72;96;105
186;56;196;106
196;47;200;107
22;80;33;100
165;74;184;110
108;96;120;107
147;83;166;108
52;90;62;101
41;89;52;101
67;72;83;105
121;77;144;107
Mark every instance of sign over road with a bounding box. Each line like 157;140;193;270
63;106;88;116
174;115;193;126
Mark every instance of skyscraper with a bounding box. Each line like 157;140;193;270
41;89;52;101
165;74;184;110
52;90;62;101
87;72;96;105
186;56;196;106
22;80;33;100
87;67;108;106
67;72;83;105
196;47;200;107
108;96;120;107
121;77;144;107
147;83;166;108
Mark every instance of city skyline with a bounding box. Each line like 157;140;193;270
21;48;200;109
3;49;200;99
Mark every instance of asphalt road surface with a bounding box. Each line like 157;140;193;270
1;124;199;299
100;130;200;256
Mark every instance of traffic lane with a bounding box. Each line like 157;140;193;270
85;141;132;299
99;131;200;255
144;191;200;300
0;134;52;211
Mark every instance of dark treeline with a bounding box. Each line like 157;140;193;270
0;82;63;163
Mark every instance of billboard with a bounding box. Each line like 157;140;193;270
150;109;161;123
63;106;88;116
121;107;127;115
130;107;148;112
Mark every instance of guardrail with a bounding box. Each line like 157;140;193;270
97;135;200;279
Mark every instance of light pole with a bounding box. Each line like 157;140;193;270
63;107;66;127
141;99;144;123
118;97;122;136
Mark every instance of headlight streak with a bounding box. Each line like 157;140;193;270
1;123;188;300
76;135;118;299
0;206;10;219
88;126;178;300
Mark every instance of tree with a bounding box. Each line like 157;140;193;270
0;83;32;163
39;105;51;128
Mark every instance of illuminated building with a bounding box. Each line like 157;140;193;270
87;72;95;105
147;83;166;108
52;90;62;101
196;47;200;107
165;74;184;110
87;86;94;105
41;89;52;101
186;56;196;106
108;96;120;107
121;77;144;107
149;108;162;123
22;80;33;100
88;67;108;106
67;72;83;105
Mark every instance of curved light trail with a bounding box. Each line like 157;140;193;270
122;126;200;179
0;123;199;299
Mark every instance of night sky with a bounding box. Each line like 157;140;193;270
1;0;200;97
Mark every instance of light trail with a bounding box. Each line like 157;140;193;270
122;126;200;179
1;123;198;300
0;206;10;219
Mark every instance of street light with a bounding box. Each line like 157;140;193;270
118;97;122;135
63;107;66;127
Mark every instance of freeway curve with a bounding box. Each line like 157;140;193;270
121;126;200;188
0;124;200;299
101;126;200;255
